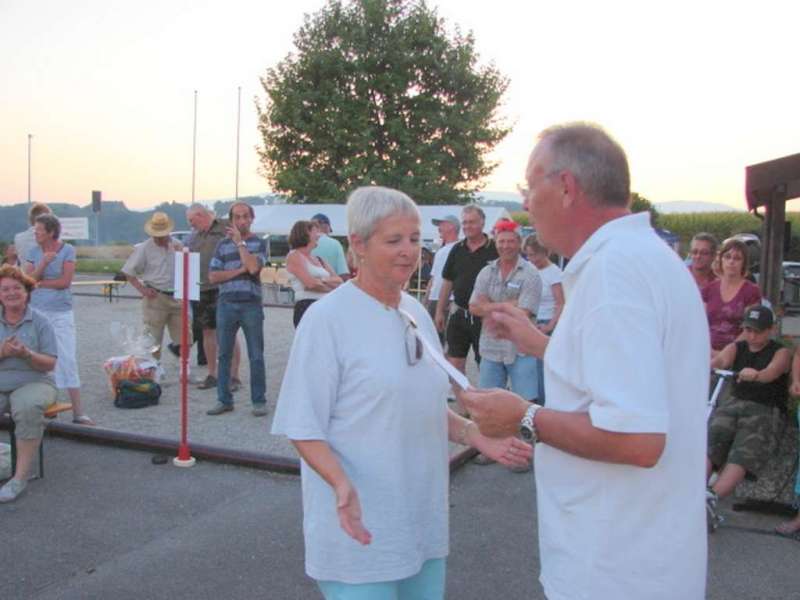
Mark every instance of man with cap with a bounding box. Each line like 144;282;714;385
122;212;189;361
311;213;349;278
707;303;791;530
426;214;460;340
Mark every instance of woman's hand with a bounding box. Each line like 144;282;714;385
334;480;372;545
472;432;533;468
42;251;57;265
4;336;29;359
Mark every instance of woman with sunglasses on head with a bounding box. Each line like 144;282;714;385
272;186;531;600
701;238;761;356
285;220;342;327
24;214;93;425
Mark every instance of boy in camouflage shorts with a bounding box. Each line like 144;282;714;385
706;305;791;531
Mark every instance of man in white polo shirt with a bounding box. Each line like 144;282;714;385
425;215;460;342
458;122;708;600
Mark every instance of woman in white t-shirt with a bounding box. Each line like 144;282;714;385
286;220;343;327
272;187;531;599
524;234;564;404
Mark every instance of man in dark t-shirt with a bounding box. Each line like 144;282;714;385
434;205;498;374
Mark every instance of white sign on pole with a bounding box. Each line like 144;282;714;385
173;251;200;301
60;218;90;240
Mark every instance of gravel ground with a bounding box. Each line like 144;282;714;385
67;286;480;459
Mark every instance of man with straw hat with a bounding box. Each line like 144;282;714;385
122;211;190;360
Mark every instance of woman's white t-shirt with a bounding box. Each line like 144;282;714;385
535;263;562;321
271;281;451;584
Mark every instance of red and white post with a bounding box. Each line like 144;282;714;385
174;248;196;468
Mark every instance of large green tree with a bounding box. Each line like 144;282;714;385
257;0;510;204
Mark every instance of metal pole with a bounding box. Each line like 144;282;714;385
174;248;195;468
192;90;198;203
27;134;32;204
235;86;241;202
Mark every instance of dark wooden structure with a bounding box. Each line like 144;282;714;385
745;153;800;307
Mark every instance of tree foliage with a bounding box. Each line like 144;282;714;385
630;192;660;227
257;0;510;204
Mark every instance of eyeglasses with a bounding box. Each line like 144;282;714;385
398;310;423;366
690;249;712;256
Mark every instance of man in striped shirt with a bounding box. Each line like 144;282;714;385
206;202;269;417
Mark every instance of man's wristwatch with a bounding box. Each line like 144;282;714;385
519;403;541;443
237;241;246;248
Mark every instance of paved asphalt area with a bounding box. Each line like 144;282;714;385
2;438;797;600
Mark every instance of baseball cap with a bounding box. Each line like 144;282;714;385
742;304;774;331
431;214;459;227
311;213;331;232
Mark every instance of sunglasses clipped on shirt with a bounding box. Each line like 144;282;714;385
397;309;424;366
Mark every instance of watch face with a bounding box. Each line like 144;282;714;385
520;426;533;441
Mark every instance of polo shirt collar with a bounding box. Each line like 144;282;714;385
460;234;491;251
488;255;524;274
564;211;646;280
1;305;34;326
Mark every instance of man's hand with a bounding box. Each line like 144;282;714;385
434;310;445;332
226;225;243;245
142;287;157;299
455;387;529;438
483;303;547;358
738;367;759;383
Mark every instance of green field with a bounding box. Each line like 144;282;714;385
75;258;125;273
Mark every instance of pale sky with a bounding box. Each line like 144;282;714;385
1;0;798;210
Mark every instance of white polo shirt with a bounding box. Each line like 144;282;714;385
537;212;708;600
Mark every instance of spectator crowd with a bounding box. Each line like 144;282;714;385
1;122;799;600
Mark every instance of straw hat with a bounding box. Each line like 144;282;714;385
144;212;174;237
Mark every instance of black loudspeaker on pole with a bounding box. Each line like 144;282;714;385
92;190;102;213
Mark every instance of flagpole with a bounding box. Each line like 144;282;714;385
192;90;198;203
235;86;241;202
27;134;33;204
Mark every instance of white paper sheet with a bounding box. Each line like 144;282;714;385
173;251;200;301
399;308;472;390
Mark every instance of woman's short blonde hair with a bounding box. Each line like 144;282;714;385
346;186;420;241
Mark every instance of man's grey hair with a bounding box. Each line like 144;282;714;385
186;203;213;216
461;204;486;222
347;186;420;240
691;232;718;254
537;122;630;207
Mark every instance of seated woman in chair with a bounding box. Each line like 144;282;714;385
0;265;58;503
706;304;791;530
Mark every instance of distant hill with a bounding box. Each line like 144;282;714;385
0;191;526;244
654;201;745;214
0;195;272;245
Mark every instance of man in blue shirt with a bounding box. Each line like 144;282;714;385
207;202;268;417
311;213;349;278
